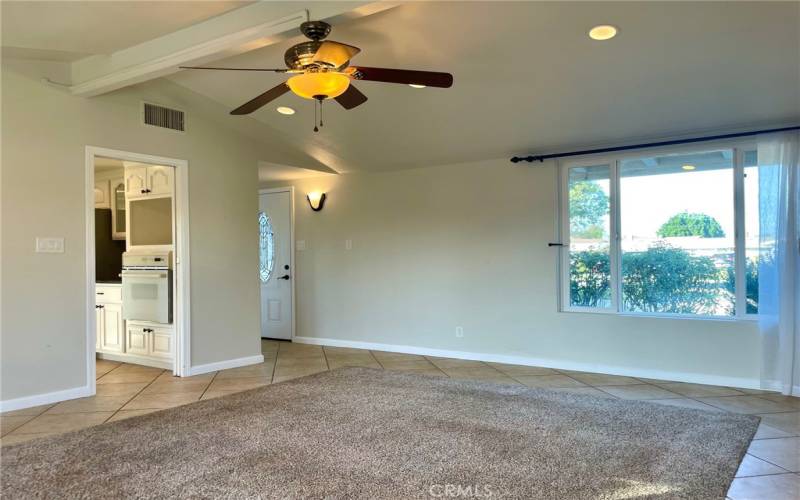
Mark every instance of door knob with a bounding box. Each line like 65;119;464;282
277;274;290;280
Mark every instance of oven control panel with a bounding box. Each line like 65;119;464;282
122;251;173;269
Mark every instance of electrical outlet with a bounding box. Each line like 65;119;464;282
455;326;464;338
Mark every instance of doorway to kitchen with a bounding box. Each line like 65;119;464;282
258;187;295;340
85;146;191;394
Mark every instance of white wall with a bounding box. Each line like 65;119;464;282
266;158;762;386
1;60;267;402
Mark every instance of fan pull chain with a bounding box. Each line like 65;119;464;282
319;99;324;129
313;100;318;132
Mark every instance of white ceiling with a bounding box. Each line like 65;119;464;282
1;1;250;61
3;1;799;179
168;1;800;174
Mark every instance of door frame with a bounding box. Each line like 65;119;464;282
85;146;192;390
258;186;296;341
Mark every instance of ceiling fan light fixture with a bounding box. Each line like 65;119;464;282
409;84;426;89
276;106;295;115
287;72;350;100
589;25;618;41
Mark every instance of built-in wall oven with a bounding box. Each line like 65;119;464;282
121;251;172;324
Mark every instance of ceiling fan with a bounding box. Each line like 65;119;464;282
180;20;453;131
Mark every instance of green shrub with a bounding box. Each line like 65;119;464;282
569;249;611;307
570;244;726;314
621;244;723;314
657;212;725;238
724;257;761;314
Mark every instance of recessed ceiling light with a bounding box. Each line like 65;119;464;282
276;106;295;115
589;25;618;41
682;165;696;171
409;84;426;89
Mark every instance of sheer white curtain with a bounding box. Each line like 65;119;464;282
758;131;800;395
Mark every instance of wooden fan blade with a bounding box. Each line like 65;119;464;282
335;84;368;110
231;83;290;115
180;66;287;72
312;41;361;68
348;67;453;88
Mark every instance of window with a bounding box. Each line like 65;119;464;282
561;144;759;319
567;164;612;309
259;211;275;283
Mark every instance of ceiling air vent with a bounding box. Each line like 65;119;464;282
142;102;185;132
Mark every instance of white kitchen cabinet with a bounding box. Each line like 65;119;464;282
95;307;102;351
96;283;173;369
99;302;124;353
110;178;126;240
96;284;124;354
126;165;173;200
125;166;148;199
147;166;174;197
125;324;149;356
94;180;110;208
126;320;173;361
150;327;173;359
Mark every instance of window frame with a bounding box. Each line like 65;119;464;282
558;138;758;321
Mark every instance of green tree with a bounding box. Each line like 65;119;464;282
657;212;725;238
569;181;608;239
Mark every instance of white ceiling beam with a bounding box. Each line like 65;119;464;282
68;1;396;97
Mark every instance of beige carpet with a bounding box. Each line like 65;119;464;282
1;367;758;499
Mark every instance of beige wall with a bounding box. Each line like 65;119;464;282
1;60;265;401
266;158;761;385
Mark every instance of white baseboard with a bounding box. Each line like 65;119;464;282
293;336;764;390
0;384;94;413
188;354;264;376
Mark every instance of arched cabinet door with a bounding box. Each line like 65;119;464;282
125;166;148;199
148;166;174;196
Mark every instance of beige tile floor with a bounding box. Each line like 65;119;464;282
2;340;799;499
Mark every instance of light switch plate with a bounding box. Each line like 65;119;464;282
296;240;306;251
345;239;352;250
35;237;64;253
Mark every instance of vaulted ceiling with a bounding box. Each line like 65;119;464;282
1;1;251;61
3;2;799;178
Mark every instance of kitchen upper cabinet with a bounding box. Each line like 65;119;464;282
148;167;174;197
94;180;110;208
126;165;173;200
125;166;148;199
110;178;126;240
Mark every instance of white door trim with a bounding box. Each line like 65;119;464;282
85;146;191;385
258;186;295;340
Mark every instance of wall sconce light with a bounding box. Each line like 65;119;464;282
306;192;326;211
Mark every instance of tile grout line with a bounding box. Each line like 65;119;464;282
369;351;386;370
742;452;794;474
103;366;167;423
198;371;221;401
321;346;331;371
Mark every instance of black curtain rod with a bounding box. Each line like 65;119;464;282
510;125;800;163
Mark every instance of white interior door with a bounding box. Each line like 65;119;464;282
259;190;293;340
